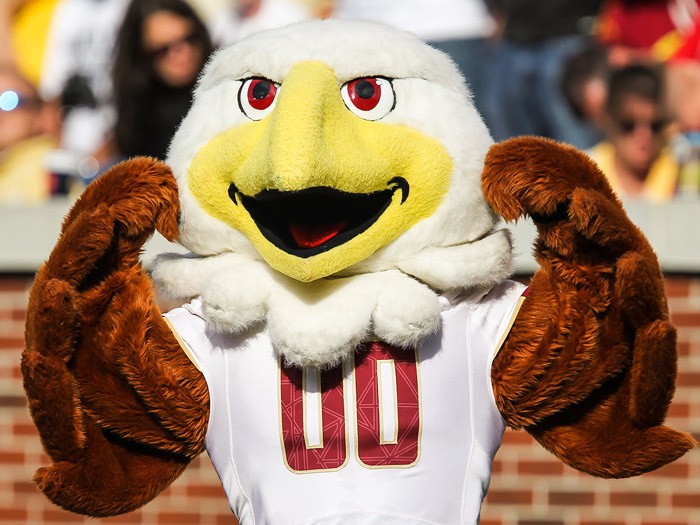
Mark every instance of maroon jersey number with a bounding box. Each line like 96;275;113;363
280;342;420;473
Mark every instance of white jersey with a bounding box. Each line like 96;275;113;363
165;280;526;525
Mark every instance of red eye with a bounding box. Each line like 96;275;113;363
248;78;277;109
341;77;395;120
347;78;381;111
239;77;279;120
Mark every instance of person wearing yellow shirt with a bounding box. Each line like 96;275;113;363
0;67;57;204
587;63;680;202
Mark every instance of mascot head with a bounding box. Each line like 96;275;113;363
166;19;511;287
156;19;513;366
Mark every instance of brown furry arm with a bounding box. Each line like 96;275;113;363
483;136;696;477
21;158;209;516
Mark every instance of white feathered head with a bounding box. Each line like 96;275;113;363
166;19;511;290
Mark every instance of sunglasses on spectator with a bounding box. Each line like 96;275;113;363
147;33;199;61
0;90;40;112
615;117;667;135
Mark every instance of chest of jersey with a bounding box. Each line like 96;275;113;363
166;281;524;524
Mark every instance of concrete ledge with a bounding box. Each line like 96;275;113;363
508;197;700;274
2;197;699;274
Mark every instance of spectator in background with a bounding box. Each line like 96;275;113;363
331;0;498;118
667;59;700;130
587;64;680;201
38;0;130;184
560;45;610;136
665;10;700;194
111;0;213;161
0;66;58;203
210;0;315;47
671;9;700;60
482;0;605;149
596;0;698;65
0;0;133;196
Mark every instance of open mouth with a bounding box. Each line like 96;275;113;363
229;178;409;257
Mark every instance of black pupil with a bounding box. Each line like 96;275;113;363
355;80;375;99
252;80;271;100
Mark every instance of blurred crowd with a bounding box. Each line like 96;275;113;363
2;0;700;205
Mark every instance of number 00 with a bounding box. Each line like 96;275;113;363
279;342;421;473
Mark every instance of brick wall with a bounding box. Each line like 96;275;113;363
481;275;700;525
1;274;698;525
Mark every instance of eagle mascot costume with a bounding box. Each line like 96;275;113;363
21;20;695;524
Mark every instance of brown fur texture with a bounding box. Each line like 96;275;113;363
22;140;696;517
484;137;696;478
22;158;209;516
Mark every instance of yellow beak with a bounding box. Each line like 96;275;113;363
188;61;453;282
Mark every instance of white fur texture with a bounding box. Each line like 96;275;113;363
155;19;515;367
154;254;441;368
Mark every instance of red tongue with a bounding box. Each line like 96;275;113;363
289;221;349;248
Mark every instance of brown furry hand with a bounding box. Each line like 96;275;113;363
483;137;696;477
22;158;209;516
